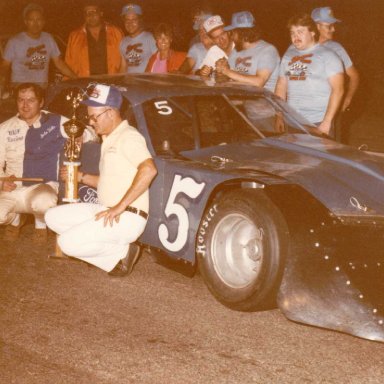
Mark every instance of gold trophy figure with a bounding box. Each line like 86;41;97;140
62;91;86;203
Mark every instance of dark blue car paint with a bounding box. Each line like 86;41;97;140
45;74;384;342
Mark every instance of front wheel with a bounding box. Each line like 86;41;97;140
197;190;289;311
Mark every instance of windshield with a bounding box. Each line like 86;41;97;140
143;94;319;155
225;95;318;138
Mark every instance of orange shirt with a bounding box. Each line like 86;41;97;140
145;50;187;73
65;23;124;77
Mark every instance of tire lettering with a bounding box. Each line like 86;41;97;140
196;204;218;258
196;244;206;256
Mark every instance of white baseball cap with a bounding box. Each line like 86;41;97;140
203;15;225;34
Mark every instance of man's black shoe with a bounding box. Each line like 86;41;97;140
108;243;141;277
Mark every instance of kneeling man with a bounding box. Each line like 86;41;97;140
45;84;157;277
0;83;68;242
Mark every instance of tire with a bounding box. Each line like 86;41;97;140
196;189;289;311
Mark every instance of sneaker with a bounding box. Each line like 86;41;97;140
108;243;141;277
3;214;27;241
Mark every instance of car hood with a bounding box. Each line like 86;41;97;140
182;134;384;217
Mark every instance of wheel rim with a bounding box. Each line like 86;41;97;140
211;213;264;289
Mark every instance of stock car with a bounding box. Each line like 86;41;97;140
46;74;384;342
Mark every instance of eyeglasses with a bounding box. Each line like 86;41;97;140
85;108;111;123
318;23;335;30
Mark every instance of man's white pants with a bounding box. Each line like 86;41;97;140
0;182;58;228
45;203;147;272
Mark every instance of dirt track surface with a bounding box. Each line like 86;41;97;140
1;223;384;384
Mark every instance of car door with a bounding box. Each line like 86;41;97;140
139;95;218;262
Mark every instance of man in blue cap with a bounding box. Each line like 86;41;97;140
215;11;280;92
188;4;214;47
119;3;156;73
312;6;359;140
45;83;157;277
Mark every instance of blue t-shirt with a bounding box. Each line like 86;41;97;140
229;40;280;92
322;40;353;70
120;31;157;73
23;112;65;185
279;43;343;123
4;32;61;84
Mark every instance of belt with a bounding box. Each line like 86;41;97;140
125;206;148;220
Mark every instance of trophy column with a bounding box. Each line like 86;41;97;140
63;160;81;202
63;119;86;203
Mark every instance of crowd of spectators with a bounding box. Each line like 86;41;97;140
0;2;358;135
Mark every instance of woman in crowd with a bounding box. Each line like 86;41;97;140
145;23;186;73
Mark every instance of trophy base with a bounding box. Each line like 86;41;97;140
62;197;80;203
63;161;81;166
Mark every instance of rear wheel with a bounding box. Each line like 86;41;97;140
197;190;288;311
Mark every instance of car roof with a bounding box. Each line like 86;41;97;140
49;73;267;106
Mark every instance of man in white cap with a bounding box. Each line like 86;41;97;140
178;12;214;74
188;5;214;47
45;84;157;277
275;13;344;136
119;3;157;73
215;11;280;92
198;15;237;77
311;6;359;140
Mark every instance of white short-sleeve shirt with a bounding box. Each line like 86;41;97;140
98;120;152;211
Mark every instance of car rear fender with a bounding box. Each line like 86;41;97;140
263;185;384;342
201;183;384;342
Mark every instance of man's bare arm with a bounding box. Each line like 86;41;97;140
177;57;195;74
216;58;273;88
119;55;127;73
342;65;359;112
318;72;344;135
274;76;288;101
51;56;77;79
77;171;99;188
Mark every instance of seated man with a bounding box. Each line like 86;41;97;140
45;84;157;277
0;83;93;243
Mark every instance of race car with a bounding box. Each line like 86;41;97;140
46;73;384;342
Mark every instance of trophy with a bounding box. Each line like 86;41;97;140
62;90;87;203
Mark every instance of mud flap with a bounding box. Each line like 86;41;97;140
277;223;384;342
